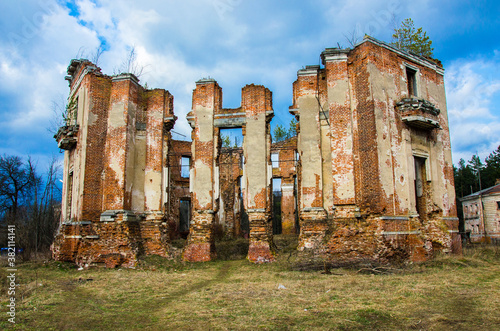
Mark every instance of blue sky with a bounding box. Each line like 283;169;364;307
0;0;499;171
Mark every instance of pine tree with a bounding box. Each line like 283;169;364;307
392;18;434;57
483;145;500;187
468;155;485;191
221;135;231;148
288;118;298;138
273;125;288;143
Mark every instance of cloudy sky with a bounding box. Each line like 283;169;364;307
0;0;499;170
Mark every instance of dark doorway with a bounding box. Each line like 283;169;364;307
179;199;191;237
406;67;417;97
272;177;282;235
294;175;299;233
239;176;249;237
414;156;427;218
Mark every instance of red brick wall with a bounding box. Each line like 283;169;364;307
80;74;111;222
167;140;191;238
102;77;141;211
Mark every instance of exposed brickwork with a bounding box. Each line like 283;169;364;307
291;37;460;262
183;82;276;262
218;148;244;237
325;57;356;207
241;84;275;261
52;60;175;268
166;138;298;239
166;140;191;238
183;79;220;261
272;137;298;234
183;211;216;261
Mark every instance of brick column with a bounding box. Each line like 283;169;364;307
290;66;329;250
322;49;356;216
242;84;275;262
141;89;175;257
144;89;173;214
183;79;221;261
102;74;140;212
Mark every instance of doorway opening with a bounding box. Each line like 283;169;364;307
272;177;282;235
414;156;427;218
179;198;191;238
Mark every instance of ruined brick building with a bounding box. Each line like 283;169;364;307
52;36;461;267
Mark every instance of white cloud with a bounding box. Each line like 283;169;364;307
0;1;100;132
446;55;500;163
0;0;498;169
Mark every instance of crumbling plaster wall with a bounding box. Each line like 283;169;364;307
242;84;275;262
290;38;460;262
182;79;220;262
325;52;356;212
102;75;140;211
183;82;275;262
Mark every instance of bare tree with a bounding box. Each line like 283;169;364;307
343;26;362;48
48;94;67;135
390;13;401;48
75;46;86;59
114;46;146;77
73;44;106;65
90;44;104;66
0;155;37;223
0;155;61;259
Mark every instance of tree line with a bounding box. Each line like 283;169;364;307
0;155;61;259
454;146;500;198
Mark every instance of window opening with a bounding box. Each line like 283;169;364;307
181;156;190;178
271;153;279;168
220;128;243;148
406;67;417;97
67;170;74;220
414;156;427;217
272;177;282;234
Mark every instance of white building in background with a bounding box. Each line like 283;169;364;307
461;181;500;243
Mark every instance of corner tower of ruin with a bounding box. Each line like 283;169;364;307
52;59;176;267
291;36;461;262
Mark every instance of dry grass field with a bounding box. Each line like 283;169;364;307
1;237;499;330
